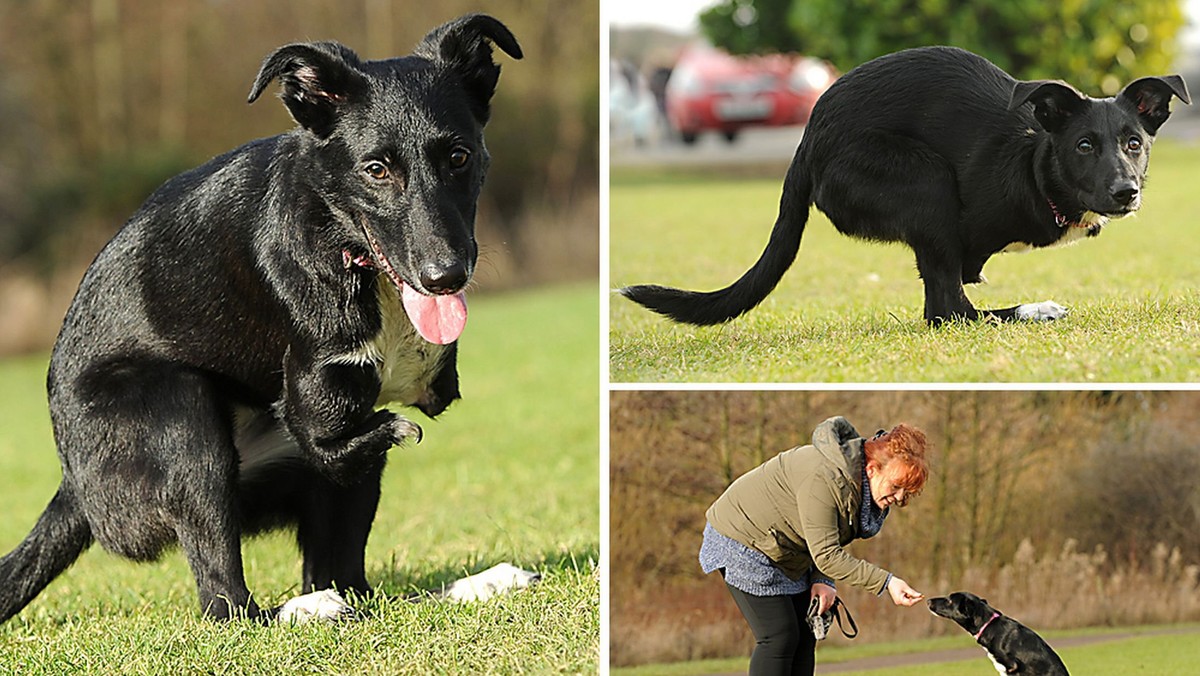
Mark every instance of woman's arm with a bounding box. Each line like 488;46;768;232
796;479;891;594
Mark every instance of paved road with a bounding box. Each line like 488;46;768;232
612;110;1200;170
703;625;1200;675
612;124;804;168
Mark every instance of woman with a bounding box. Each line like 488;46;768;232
699;416;929;676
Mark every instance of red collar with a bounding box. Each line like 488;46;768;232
974;612;1000;640
1047;199;1087;229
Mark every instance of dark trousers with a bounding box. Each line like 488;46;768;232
726;583;816;676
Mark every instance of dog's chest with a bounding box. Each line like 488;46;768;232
336;278;449;407
983;647;1007;674
1001;211;1108;253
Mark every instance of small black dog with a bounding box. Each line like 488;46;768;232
929;592;1069;675
621;46;1190;325
0;14;521;623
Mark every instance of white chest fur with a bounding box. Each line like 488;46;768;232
1001;210;1109;254
983;647;1007;674
328;277;450;407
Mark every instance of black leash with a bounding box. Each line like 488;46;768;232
807;596;859;640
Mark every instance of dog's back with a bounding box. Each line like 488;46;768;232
802;47;1019;173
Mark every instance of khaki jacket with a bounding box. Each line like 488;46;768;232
706;416;891;595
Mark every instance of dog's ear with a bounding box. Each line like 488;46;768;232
247;42;368;138
1119;75;1191;135
414;14;523;124
1010;80;1088;133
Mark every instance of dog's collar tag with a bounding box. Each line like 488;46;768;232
1046;199;1087;229
973;612;1000;640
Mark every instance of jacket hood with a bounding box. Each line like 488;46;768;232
811;416;865;484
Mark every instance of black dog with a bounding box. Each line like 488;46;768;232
929;592;1069;675
621;46;1190;325
0;14;521;624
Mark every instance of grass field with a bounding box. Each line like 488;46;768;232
0;283;599;674
614;624;1200;675
609;141;1200;383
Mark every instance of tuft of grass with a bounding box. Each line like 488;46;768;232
609;142;1200;382
0;283;599;674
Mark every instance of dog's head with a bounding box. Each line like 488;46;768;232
927;591;999;635
1010;75;1190;219
247;15;522;344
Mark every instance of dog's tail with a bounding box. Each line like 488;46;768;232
0;486;93;624
618;154;813;325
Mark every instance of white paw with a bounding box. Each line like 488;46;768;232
440;562;541;603
277;589;355;624
1015;300;1068;321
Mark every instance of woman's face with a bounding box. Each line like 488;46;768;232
866;462;911;509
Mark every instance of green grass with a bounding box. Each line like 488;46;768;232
609;141;1200;382
614;624;1200;675
0;283;599;674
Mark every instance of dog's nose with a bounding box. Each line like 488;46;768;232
419;260;468;294
1110;182;1139;206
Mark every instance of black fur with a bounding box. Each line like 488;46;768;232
929;592;1069;675
621;46;1189;325
0;14;520;623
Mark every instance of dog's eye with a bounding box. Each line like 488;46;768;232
448;147;471;170
1126;136;1142;152
1076;138;1093;153
364;162;390;180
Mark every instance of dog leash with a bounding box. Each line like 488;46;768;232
807;596;859;640
830;598;859;639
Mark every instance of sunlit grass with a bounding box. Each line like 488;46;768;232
0;283;600;674
610;142;1200;382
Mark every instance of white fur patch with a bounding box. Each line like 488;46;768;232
1000;241;1033;254
1002;210;1111;254
277;589;355;624
328;277;451;407
234;406;302;473
438;563;541;603
1015;300;1068;321
984;647;1007;674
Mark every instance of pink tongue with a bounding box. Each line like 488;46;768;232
400;284;467;345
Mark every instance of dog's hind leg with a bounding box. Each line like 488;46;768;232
914;247;980;323
150;369;261;620
811;131;977;323
64;361;260;620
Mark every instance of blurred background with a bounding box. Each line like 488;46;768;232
0;0;599;354
610;0;1200;162
610;391;1200;669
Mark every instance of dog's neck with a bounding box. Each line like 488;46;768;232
1046;199;1082;228
973;611;1000;641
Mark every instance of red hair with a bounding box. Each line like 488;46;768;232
864;423;929;494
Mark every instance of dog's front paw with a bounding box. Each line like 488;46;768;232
388;415;423;445
1015;300;1068;321
277;589;356;624
440;563;542;603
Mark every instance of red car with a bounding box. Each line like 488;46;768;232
665;45;836;144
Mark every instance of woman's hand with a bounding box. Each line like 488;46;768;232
811;582;837;615
886;576;924;606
